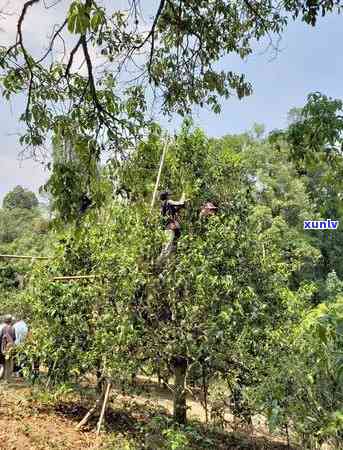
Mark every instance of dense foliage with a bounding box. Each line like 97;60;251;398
3;185;39;211
1;94;343;448
1;1;343;447
0;191;50;316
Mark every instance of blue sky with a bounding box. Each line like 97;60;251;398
1;10;342;204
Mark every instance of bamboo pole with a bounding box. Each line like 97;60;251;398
0;254;51;260
51;275;99;281
96;382;111;435
150;137;169;212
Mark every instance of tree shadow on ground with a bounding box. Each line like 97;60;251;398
52;399;297;450
2;379;299;449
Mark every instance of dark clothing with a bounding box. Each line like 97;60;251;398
156;196;186;271
0;324;16;355
0;324;16;381
166;219;181;239
161;199;186;220
161;198;185;239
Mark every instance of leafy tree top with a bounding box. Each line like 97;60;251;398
2;185;39;210
287;92;343;164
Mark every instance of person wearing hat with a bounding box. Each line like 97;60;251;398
0;315;16;381
200;201;218;218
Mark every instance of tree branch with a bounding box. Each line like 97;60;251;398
6;0;40;57
65;37;83;78
80;33;126;130
135;0;166;51
36;18;68;64
4;0;40;123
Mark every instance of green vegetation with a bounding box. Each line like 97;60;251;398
1;2;343;447
3;185;39;211
0;186;51;316
1;93;342;448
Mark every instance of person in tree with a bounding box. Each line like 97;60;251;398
0;315;16;381
156;191;187;269
160;191;186;219
199;201;218;218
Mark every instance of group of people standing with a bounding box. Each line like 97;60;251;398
0;314;28;381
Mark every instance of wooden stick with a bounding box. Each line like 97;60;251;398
0;254;51;260
150;137;169;212
51;275;99;281
75;398;101;430
96;382;111;435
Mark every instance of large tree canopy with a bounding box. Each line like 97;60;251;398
1;116;342;445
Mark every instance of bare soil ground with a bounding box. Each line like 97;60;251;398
0;378;295;450
0;380;98;450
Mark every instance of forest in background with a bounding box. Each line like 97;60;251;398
0;92;342;449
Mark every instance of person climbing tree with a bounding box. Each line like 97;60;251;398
160;191;186;219
155;191;186;269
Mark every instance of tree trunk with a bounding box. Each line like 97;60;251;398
172;356;187;424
